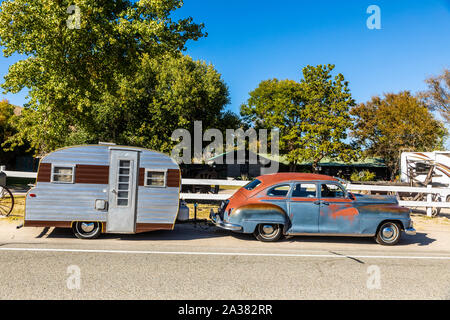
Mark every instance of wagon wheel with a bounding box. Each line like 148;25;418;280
431;194;441;217
0;186;14;217
193;171;219;194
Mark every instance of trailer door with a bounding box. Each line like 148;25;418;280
107;149;139;233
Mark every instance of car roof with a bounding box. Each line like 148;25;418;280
256;173;338;185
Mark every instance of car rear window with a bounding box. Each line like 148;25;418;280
243;179;262;190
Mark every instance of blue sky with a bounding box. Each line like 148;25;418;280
1;0;449;119
172;0;450;113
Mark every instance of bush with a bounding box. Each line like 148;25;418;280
350;170;376;182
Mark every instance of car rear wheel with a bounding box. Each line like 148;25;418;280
72;221;101;239
375;221;401;245
254;224;283;242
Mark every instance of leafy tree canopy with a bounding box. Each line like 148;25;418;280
241;64;357;171
420;69;450;122
0;0;209;155
351;91;447;180
0;99;28;167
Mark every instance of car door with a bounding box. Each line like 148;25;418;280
287;182;320;234
318;182;360;234
262;183;291;214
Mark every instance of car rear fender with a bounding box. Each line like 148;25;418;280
231;203;289;234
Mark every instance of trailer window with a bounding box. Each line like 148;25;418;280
52;166;74;183
145;170;166;187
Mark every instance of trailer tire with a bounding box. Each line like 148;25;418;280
72;222;101;239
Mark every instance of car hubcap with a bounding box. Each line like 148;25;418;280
262;225;274;234
381;224;398;242
382;227;394;239
81;222;95;233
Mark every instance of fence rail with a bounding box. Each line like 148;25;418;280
2;168;449;216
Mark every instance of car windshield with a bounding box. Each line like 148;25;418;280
243;179;262;190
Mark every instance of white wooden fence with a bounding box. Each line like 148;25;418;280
2;168;449;216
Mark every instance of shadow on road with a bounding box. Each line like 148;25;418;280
35;223;436;247
41;222;231;241
281;231;436;246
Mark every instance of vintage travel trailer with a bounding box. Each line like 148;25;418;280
24;144;185;239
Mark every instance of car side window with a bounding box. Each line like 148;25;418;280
320;183;346;198
267;184;291;197
291;183;317;198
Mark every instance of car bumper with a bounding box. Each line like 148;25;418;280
210;209;243;231
404;227;416;235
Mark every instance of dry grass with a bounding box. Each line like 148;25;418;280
411;211;450;231
3;195;25;222
186;203;219;220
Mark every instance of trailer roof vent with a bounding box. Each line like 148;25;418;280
98;142;117;146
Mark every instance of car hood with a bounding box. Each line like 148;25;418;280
352;193;399;205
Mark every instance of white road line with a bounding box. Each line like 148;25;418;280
0;247;450;260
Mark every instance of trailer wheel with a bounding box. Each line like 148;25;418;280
72;222;101;239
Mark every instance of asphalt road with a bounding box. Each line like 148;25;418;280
0;220;449;300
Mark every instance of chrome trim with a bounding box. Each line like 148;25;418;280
404;227;416;235
210;209;243;231
286;232;375;237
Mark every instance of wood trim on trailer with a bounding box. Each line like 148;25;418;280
24;220;72;228
135;223;174;233
166;169;181;187
24;221;172;234
75;164;109;184
37;163;179;186
36;163;52;182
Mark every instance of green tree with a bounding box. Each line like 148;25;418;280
297;64;357;172
0;0;205;154
241;64;357;172
0;99;15;142
351;91;447;180
90;53;238;153
0;99;28;167
240;78;303;170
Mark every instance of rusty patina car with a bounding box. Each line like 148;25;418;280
210;173;416;245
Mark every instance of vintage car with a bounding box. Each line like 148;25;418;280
210;173;416;245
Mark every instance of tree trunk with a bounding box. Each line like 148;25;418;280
312;160;319;173
289;163;297;172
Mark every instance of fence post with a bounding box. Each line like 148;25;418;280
426;185;432;217
194;203;198;223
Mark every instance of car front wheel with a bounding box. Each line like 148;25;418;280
72;221;102;239
254;224;283;242
375;221;401;245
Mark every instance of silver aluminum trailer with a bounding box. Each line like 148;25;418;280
24;145;183;239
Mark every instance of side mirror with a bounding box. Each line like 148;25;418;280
348;193;355;200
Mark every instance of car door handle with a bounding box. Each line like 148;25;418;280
322;201;329;206
313;201;321;205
